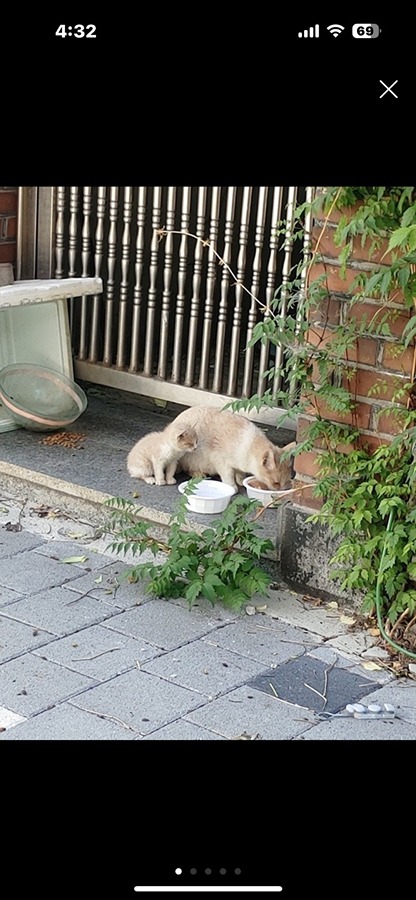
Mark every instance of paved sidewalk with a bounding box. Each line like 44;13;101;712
1;489;416;740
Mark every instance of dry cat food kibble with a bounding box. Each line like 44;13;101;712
39;432;86;449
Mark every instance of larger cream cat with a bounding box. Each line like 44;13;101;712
127;422;198;485
172;406;296;490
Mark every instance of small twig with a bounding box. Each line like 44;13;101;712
65;590;96;606
304;682;326;703
156;228;268;315
322;659;336;708
389;607;410;638
68;700;141;734
269;683;279;698
404;612;416;635
71;647;121;661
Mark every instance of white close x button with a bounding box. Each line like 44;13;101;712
379;79;398;98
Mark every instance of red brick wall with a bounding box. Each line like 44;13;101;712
294;201;415;510
0;187;18;271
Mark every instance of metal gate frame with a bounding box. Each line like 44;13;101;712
16;186;312;428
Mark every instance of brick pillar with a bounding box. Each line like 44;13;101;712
293;200;414;511
0;187;18;273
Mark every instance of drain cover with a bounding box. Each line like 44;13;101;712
247;655;379;713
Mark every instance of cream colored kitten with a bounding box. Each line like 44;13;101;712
172;406;296;490
127;422;198;485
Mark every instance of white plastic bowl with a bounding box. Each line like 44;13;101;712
243;475;296;507
178;479;236;514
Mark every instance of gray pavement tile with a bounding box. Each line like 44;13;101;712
246;654;379;713
346;680;416;725
32;623;162;680
265;589;347;638
0;613;55;663
307;645;393;685
0;527;44;558
0;701;136;740
1;585;121;637
0;653;97;716
0;704;26;730
296;717;416;740
66;670;203;735
0;549;86;594
142;721;227;740
64;562;150;609
142;641;268;697
200;618;315;667
0;586;24;608
186;685;316;739
102;599;221;651
32;540;115;571
170;595;241;624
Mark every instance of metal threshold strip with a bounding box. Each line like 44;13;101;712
134;888;283;893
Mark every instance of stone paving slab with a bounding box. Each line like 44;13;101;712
186;685;316;740
32;623;163;680
0;527;44;558
142;641;268;698
64;562;150;609
102;599;221;651
200;618;319;667
0;701;136;740
296;716;416;740
307;645;393;684
1;584;122;637
0;704;26;730
0;613;55;663
142;721;227;740
264;588;354;638
247;654;379;714
65;669;204;735
0;586;24;608
32;539;115;571
0;652;97;716
0;549;85;594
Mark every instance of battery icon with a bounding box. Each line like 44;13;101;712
352;24;381;38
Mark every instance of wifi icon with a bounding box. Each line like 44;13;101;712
327;24;345;37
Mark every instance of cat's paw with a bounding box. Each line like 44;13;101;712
155;478;167;485
143;476;156;484
166;476;177;484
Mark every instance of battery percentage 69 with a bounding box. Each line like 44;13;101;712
352;24;381;38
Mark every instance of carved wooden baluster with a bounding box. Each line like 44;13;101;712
185;186;207;386
116;186;133;368
55;186;66;279
90;186;106;363
272;185;298;394
158;186;176;379
129;187;147;373
227;186;253;395
171;187;191;382
258;186;283;395
68;186;79;333
103;187;119;366
242;187;268;397
212;187;236;393
144;187;162;376
78;186;92;360
199;186;221;389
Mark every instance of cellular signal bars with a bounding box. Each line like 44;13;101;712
298;25;319;38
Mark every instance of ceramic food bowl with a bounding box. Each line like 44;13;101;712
178;479;236;514
243;475;296;507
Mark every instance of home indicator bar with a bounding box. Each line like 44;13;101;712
134;889;283;893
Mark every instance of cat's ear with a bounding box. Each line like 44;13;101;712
281;441;296;454
262;448;276;469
